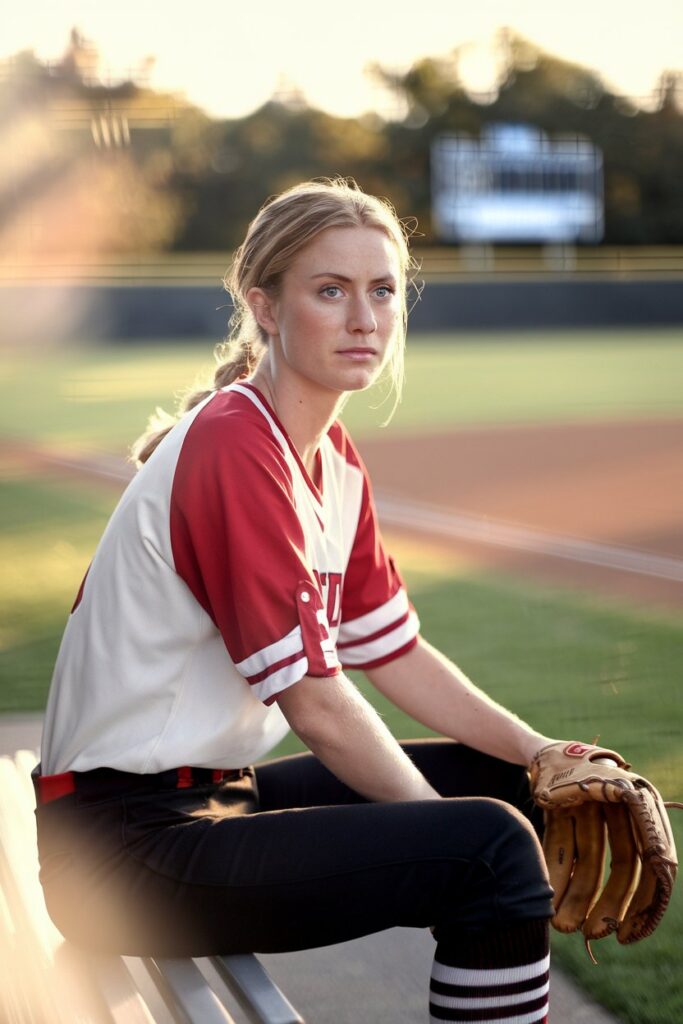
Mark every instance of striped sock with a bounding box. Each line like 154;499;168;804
429;919;549;1023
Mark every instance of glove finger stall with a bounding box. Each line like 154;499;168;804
617;785;677;943
583;803;640;941
543;807;576;914
552;802;606;934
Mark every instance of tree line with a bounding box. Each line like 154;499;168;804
2;28;681;258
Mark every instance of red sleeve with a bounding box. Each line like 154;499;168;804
335;427;420;670
169;396;340;704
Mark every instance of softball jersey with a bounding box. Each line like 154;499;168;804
40;382;419;775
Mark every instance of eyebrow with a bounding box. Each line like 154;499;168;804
310;272;398;285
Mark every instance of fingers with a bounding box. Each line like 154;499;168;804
543;808;574;914
617;858;660;943
617;785;678;943
549;803;606;934
583;803;640;940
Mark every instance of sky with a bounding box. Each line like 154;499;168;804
2;0;681;119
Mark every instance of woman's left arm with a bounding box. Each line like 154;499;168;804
365;636;555;766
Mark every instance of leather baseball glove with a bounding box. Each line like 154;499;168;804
529;741;682;959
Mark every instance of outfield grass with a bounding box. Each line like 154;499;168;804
1;331;682;1023
0;475;115;710
1;329;682;453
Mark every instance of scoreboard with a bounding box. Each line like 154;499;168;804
431;124;604;244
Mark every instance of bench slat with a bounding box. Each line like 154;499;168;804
144;956;236;1023
213;954;305;1024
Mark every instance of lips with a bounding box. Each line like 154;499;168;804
336;347;377;357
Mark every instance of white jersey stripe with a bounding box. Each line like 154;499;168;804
431;954;550;987
340;611;420;666
235;625;302;678
338;588;410;644
337;609;410;650
429;980;550;1010
250;656;309;703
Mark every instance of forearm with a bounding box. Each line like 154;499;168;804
277;673;439;802
367;637;554;766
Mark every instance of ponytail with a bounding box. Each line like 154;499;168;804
129;334;264;467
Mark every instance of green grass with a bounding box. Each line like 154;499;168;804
1;329;682;453
354;328;683;436
2;331;682;1022
0;475;116;710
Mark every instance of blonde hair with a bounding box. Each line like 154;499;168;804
131;177;417;466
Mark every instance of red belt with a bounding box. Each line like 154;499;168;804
33;765;247;805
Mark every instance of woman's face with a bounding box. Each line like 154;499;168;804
255;225;402;401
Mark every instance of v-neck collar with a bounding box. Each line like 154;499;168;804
236;382;324;506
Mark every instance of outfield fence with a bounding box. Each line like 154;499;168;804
1;246;683;284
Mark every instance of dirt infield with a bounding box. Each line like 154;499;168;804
358;417;683;611
5;415;682;611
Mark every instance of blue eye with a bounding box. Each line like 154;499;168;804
374;285;394;298
321;285;342;298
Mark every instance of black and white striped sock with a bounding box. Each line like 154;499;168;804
429;919;550;1023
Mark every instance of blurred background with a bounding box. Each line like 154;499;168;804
1;3;682;1022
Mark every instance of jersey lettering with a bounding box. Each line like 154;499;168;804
312;570;343;629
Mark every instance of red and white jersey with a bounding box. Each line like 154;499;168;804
41;383;419;775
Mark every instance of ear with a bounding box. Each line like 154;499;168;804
246;287;278;336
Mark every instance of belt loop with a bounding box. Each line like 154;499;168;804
212;769;224;783
176;766;193;789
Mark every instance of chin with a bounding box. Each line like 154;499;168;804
341;368;381;393
344;378;373;393
311;365;381;398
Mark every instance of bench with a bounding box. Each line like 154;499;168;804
0;749;305;1024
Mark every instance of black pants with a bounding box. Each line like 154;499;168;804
35;740;553;957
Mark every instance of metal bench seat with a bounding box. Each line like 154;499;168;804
0;749;304;1024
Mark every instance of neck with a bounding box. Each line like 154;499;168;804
249;365;344;476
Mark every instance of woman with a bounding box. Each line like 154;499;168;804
36;178;556;1024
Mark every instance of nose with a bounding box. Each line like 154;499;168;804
347;297;377;335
